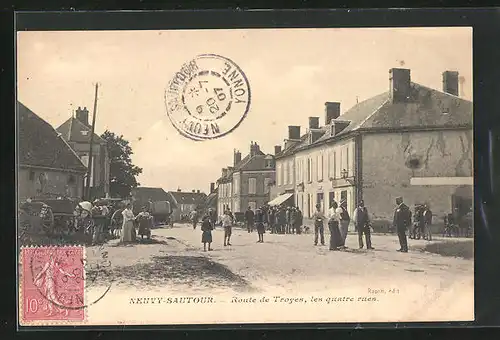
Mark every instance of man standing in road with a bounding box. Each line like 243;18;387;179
190;209;199;230
353;200;373;250
393;197;412;252
339;199;351;247
244;206;255;233
312;203;326;246
222;209;233;247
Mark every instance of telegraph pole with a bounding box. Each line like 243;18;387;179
85;83;99;201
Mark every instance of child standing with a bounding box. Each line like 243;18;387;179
201;214;213;251
255;207;265;243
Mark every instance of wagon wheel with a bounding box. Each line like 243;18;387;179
40;205;55;234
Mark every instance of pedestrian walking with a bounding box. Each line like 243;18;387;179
289;207;297;234
268;208;276;233
353;200;373;249
285;207;291;234
222;210;233;246
312;203;326;246
120;203;136;244
327;201;343;250
201;214;213;251
295;207;303;235
422;204;433;241
393;197;412;252
255;207;266;243
245;206;255;233
339;199;351;247
190;210;199;230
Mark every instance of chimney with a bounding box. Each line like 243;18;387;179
250;141;260;156
234;149;241;166
75;106;90;127
274;145;282;155
308;117;320;129
288;126;301;140
389;68;411;103
177;188;181;192
210;182;215;193
197;190;200;193
325;102;341;125
442;71;459;96
192;190;195;193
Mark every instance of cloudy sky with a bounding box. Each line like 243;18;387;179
17;27;472;193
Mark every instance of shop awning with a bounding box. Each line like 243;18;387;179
268;193;294;206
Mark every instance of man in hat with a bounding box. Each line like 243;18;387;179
339;199;351;247
312;203;326;246
353;200;373;249
393;197;412;252
244;206;255;233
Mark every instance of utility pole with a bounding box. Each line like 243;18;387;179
85;83;99;201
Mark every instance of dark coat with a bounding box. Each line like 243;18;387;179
393;203;412;230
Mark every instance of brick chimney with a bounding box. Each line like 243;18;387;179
210;182;215;193
274;145;282;155
288;126;301;140
250;141;261;156
192;190;195;193
442;70;459;96
197;190;200;193
325;102;340;124
177;188;181;192
389;68;411;103
308;117;320;129
75;106;90;127
234;149;241;166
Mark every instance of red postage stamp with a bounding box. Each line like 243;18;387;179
20;246;86;324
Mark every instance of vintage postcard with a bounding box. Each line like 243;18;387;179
17;26;473;326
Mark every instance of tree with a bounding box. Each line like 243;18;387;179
101;130;143;198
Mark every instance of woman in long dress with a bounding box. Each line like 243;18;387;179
120;203;135;243
327;201;343;251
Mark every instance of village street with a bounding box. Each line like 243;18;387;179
85;223;474;321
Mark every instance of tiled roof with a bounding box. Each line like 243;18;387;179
18;102;87;172
131;187;177;209
278;82;472;157
169;191;207;206
57;117;107;144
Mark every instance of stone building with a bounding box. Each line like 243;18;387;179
57;106;110;199
217;142;276;214
18;102;87;200
169;189;208;222
273;68;473;229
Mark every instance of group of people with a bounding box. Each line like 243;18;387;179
263;206;304;234
118;203;154;244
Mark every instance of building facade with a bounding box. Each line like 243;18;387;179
217;142;276;214
169;189;208;221
57;107;110;198
18;102;87;201
273;68;473;229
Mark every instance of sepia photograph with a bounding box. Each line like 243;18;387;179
17;26;473;326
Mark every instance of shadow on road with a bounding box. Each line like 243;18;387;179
412;240;473;260
88;255;257;293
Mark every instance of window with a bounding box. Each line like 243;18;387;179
68;174;76;185
233;176;239;195
346;145;350;176
283;161;288;185
264;178;272;193
276;164;282;186
317;193;324;212
317;154;324;181
307;158;312;183
248;178;257;194
329;192;335;208
342;146;348;176
335;150;341;179
288;160;293;184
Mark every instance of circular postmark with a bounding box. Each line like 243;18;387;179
165;54;251;141
28;245;112;313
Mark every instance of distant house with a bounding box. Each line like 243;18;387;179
18;102;87;200
204;182;218;214
57;106;110;199
169;189;208;222
131;187;177;214
217;142;276;214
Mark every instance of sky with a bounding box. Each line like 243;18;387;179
17;27;472;193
